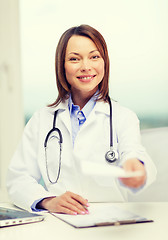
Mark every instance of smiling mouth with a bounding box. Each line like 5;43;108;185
77;75;96;81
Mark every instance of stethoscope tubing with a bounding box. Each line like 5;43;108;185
44;96;118;184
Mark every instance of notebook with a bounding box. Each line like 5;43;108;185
0;207;45;228
51;204;153;228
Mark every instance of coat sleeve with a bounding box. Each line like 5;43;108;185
115;104;157;192
7;111;55;211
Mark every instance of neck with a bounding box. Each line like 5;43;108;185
71;95;91;109
71;90;97;109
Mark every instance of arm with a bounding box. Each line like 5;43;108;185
37;192;89;215
7;111;55;211
116;105;157;191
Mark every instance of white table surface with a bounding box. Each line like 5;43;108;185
0;202;167;240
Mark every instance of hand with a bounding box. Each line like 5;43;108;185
120;158;146;188
38;191;89;215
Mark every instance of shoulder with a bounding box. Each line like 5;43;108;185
26;99;70;128
27;99;69;122
24;107;54;135
112;100;138;117
95;99;138;120
111;100;139;127
26;107;52;123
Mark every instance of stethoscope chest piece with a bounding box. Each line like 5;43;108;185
105;148;118;164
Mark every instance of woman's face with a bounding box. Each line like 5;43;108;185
64;35;104;99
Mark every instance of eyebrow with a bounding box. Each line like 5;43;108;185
68;50;99;56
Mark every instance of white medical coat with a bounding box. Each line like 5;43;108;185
7;99;157;211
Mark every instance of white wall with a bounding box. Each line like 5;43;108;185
20;0;168;126
0;0;24;201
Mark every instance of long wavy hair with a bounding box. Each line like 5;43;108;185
49;24;110;107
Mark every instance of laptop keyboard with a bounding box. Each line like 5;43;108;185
0;215;13;220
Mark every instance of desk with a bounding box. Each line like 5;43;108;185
0;202;167;240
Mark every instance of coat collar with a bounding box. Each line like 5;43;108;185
48;97;110;116
48;99;69;114
47;98;110;134
94;99;110;116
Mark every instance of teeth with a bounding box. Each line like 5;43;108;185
80;76;92;79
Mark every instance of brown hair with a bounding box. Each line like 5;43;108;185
49;24;110;107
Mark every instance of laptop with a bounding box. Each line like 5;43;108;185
0;207;45;228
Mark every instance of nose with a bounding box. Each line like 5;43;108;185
80;59;91;72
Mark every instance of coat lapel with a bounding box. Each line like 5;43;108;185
52;99;71;134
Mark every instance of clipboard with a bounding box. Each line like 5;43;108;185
50;204;153;228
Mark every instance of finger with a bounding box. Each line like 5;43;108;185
123;158;144;172
58;199;88;215
66;197;89;214
53;204;78;215
52;192;90;215
47;197;81;215
59;192;89;214
68;192;89;207
120;175;146;188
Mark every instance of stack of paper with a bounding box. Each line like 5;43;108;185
81;161;144;178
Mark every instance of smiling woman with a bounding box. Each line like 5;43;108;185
48;25;110;109
7;24;156;215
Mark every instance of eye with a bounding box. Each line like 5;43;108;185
91;55;100;60
69;57;80;61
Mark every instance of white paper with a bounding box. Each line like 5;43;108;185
51;204;147;228
81;161;144;178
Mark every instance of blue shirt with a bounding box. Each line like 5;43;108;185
68;94;96;146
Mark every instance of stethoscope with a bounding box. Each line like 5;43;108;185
44;96;118;184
